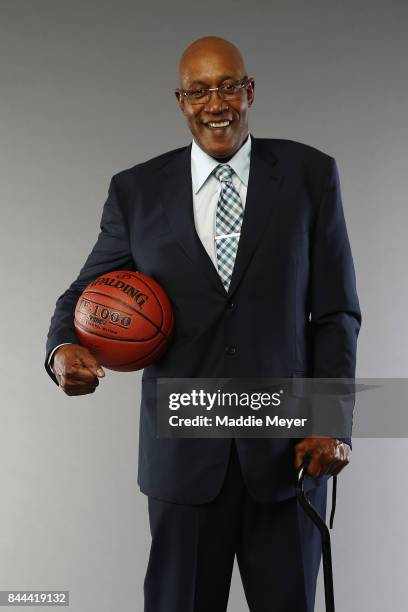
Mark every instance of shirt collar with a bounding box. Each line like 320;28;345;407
191;132;252;194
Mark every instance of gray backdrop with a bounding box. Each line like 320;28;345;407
1;0;407;610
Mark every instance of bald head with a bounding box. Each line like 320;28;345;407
178;36;247;89
175;36;254;161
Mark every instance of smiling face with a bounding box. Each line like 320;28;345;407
175;37;254;161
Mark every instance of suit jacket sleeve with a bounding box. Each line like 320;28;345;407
310;157;362;447
44;175;135;385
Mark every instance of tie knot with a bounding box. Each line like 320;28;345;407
214;164;234;183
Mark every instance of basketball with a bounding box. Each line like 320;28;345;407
74;270;174;371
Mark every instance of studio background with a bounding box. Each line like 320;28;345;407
1;1;407;610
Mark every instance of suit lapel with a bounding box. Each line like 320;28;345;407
156;143;226;294
227;136;284;296
155;134;284;297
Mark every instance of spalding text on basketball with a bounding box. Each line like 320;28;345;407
89;276;149;308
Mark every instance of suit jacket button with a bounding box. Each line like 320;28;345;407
227;301;236;310
225;345;237;355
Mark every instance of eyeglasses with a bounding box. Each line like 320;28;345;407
175;77;252;105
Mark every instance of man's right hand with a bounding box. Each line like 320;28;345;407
52;344;105;396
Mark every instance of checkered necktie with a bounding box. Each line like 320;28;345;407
214;164;244;291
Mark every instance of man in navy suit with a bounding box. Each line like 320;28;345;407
45;36;361;611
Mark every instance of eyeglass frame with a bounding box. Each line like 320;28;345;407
175;76;254;105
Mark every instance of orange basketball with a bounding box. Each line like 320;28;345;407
74;270;174;371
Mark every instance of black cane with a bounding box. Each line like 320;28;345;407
296;459;337;612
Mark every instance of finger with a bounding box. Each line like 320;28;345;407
323;457;339;476
65;380;99;393
65;366;100;384
306;453;324;478
331;459;349;477
326;444;350;476
58;375;98;392
61;377;98;393
330;464;345;477
318;453;338;476
79;352;105;378
63;385;97;396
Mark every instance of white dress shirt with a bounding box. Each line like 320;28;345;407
191;132;251;269
49;133;252;371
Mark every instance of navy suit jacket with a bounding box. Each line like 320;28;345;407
45;133;361;504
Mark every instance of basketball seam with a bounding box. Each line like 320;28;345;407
102;336;168;369
74;318;159;342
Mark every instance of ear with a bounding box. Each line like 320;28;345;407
174;90;186;114
247;79;255;107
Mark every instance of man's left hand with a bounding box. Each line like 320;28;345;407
294;437;350;478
